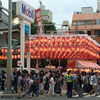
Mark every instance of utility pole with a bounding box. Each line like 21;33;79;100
0;0;12;93
6;0;12;93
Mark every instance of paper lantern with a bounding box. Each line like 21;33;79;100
31;55;34;59
15;55;17;60
0;55;2;60
5;49;8;53
12;55;15;59
4;55;7;60
51;37;55;44
1;49;5;53
17;48;20;53
25;55;27;59
2;55;5;60
18;55;20;59
11;49;14;53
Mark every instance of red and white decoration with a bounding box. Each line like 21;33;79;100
35;8;44;34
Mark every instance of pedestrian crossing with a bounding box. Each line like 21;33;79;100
72;94;100;98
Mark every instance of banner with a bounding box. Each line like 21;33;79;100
35;8;44;34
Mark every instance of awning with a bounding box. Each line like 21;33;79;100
76;60;100;69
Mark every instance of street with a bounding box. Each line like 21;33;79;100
0;95;100;100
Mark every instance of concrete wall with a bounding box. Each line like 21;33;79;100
0;34;7;47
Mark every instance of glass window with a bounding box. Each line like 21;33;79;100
96;19;100;25
72;22;78;26
85;21;92;25
94;30;100;36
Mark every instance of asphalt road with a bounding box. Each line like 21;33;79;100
0;95;100;100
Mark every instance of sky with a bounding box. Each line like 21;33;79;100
2;0;97;27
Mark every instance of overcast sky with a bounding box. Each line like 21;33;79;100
2;0;97;27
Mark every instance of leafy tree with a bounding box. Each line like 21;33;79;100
31;18;56;35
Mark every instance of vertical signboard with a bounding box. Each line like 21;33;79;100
35;8;44;35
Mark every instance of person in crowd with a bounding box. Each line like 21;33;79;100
17;72;23;97
1;70;6;91
1;69;100;98
83;72;91;93
54;74;62;95
73;71;83;97
98;73;100;95
90;72;98;96
22;77;34;97
34;73;40;96
12;72;18;93
39;71;44;94
44;72;50;95
23;74;30;96
64;70;74;98
48;74;55;96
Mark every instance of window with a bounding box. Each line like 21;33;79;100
72;22;78;26
94;30;100;36
96;19;100;25
85;21;92;25
72;20;92;26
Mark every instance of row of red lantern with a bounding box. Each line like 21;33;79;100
0;53;99;60
1;48;99;60
29;36;100;52
29;47;100;60
0;55;21;60
1;48;21;54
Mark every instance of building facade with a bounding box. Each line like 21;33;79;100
71;3;100;43
40;3;52;22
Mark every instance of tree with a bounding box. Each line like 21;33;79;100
31;18;56;35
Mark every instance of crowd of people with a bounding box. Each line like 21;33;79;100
0;69;100;98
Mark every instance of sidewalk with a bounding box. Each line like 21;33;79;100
0;91;18;98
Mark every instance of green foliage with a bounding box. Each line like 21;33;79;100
31;18;56;35
31;18;37;35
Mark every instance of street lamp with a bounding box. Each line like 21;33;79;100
0;0;12;93
13;17;20;25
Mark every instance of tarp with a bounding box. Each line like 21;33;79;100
76;60;100;69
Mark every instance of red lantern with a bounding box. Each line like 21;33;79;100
4;55;7;60
51;37;55;44
71;36;75;43
5;49;8;53
11;49;14;53
31;55;34;59
2;55;4;60
30;39;34;45
40;37;43;43
0;55;2;60
35;37;39;44
1;49;5;53
76;37;80;43
18;48;20;53
66;37;70;43
15;55;17;60
44;37;48;44
12;55;14;59
25;55;27;59
18;55;20;59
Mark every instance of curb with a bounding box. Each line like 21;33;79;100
0;94;18;98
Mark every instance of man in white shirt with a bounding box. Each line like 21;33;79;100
91;73;98;96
